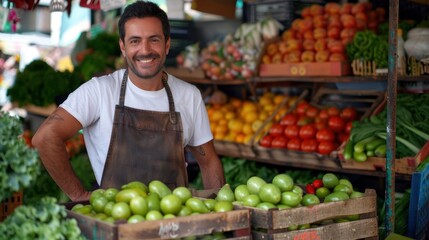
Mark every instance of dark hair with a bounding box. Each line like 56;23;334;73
118;1;170;42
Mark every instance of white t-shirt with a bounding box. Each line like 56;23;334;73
60;69;213;183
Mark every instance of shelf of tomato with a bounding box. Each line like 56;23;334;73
258;87;383;153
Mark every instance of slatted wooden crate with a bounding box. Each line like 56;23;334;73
234;189;378;240
0;191;23;222
65;202;251;240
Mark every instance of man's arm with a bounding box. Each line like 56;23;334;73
187;140;225;189
32;107;91;201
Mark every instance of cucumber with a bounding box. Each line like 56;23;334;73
353;151;367;162
365;138;385;151
366;150;375;157
375;144;387;157
343;140;354;161
354;136;378;153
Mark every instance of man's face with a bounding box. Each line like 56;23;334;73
119;17;170;80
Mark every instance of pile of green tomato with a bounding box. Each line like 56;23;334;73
71;180;235;224
216;172;365;230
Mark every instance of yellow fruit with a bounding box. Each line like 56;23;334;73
244;111;258;123
258;96;273;106
242;123;253;135
211;110;223;122
215;124;228;134
242;101;258;113
235;133;246;143
264;104;275;113
228;119;244;133
210;122;217;133
258;111;269;121
218;118;228;126
274;95;287;105
243;134;254;145
225;111;235;120
251;120;264;132
214;132;226;140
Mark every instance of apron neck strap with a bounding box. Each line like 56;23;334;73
162;72;177;124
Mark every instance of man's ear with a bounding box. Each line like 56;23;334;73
119;39;126;57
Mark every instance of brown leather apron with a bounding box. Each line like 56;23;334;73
100;70;188;189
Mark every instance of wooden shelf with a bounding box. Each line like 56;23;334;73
214;140;412;181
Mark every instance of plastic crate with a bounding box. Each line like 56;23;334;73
0;191;23;222
407;144;429;239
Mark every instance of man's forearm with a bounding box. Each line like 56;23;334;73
38;140;89;201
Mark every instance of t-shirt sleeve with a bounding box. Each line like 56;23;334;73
59;79;101;128
188;91;213;147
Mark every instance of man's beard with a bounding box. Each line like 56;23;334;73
126;54;165;79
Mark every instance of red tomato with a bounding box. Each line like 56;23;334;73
271;136;288;149
284;125;300;139
280;113;298;126
259;135;273;148
299;124;317;139
305;184;316;194
318;109;329;120
305;106;319;118
328;116;345;132
327;106;340;116
345;121;353;134
318;141;337;155
314;121;327;130
287;138;302;151
337;133;350;143
269;123;285;137
301;139;318;152
296;102;310;115
312;179;324;189
316;128;335;142
340;107;357;121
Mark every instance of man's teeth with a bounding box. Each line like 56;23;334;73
138;58;154;63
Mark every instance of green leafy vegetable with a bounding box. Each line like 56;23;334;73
7;60;84;107
0;197;85;239
0;112;40;201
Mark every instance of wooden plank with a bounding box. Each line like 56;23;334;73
66;211;118;240
252;217;378;240
117;210;250;239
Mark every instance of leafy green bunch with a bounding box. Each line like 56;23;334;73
7;60;84;107
0;111;40;201
0;197;85;239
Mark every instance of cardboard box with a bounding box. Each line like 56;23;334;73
259;61;352;77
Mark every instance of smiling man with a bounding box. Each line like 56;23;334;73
32;1;225;201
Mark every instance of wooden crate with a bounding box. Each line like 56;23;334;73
0;191;23;222
65;202;251;240
259;61;352;77
234;189;378;240
339;140;429;175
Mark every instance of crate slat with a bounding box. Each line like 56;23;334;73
252;218;378;240
118;210;250;239
65;203;251;240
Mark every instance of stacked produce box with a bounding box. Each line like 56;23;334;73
214;172;378;239
65;180;251;239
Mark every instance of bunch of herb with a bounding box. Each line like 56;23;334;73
7;60;84;107
0;111;40;201
0;197;85;239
